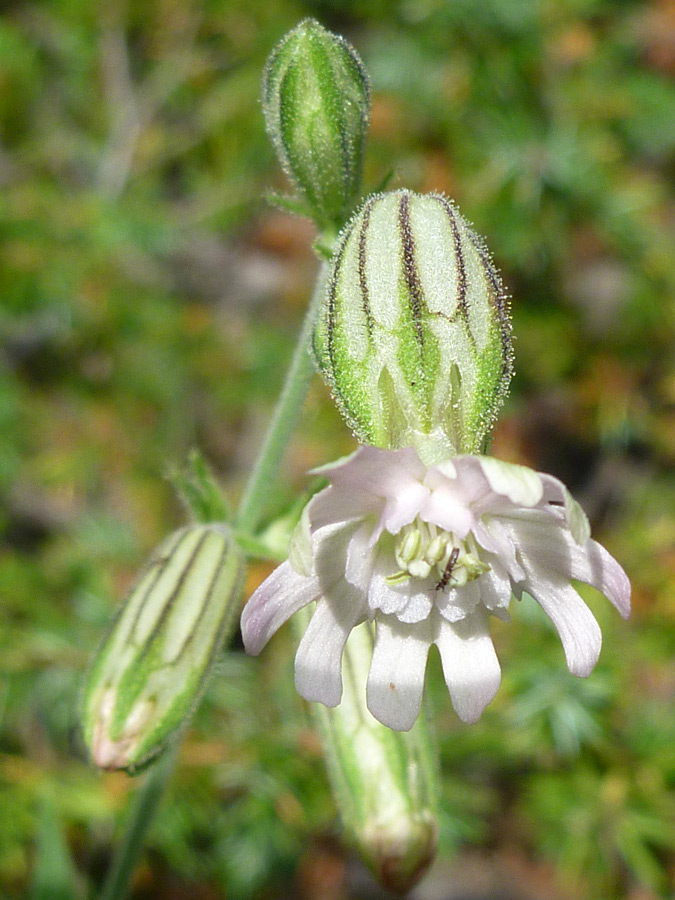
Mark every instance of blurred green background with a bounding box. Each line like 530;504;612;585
1;0;674;898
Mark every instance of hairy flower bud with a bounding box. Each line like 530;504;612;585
306;622;438;894
262;18;370;229
313;190;513;462
82;524;244;773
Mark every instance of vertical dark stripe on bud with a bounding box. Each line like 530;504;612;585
324;233;349;385
467;231;514;384
129;529;210;661
434;195;475;348
399;191;426;351
358;197;376;337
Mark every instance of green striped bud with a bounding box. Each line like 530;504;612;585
313;190;513;462
262;18;370;230
307;621;438;894
82;524;244;773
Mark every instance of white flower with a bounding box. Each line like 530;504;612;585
241;447;630;731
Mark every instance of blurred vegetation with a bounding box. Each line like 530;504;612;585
1;0;674;898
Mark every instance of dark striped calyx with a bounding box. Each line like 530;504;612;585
313;190;514;460
262;18;370;230
82;524;244;773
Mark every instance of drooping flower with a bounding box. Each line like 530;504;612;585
241;447;630;731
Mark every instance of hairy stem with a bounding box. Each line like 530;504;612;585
236;261;328;535
99;749;175;900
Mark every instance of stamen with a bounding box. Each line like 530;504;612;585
387;518;490;589
396;527;422;567
425;535;447;566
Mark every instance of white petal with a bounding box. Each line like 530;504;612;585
434;608;501;723
366;617;432;730
295;592;364;707
345;521;377;591
475;518;526;582
472;519;502;555
316;521;365;600
288;503;314;576
241;561;320;655
368;552;409;616
397;589;434;624
477;565;512;612
478;457;544;507
435;592;467;623
436;579;481;623
380;482;430;536
309;484;379;529
523;577;602;676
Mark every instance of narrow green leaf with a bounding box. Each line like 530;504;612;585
29;798;78;900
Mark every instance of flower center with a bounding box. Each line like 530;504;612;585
385;520;489;589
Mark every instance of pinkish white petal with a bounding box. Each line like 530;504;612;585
536;475;591;544
367;617;432;731
309;484;380;529
474;518;526;582
522;577;602;676
419;482;474;537
538;471;568;505
574;539;630;618
434;608;501;723
538;471;592;541
241;561;320;655
430;459;457;480
380;482;430;536
295;592;365;707
321;445;426;496
442;455;495;505
503;518;630;616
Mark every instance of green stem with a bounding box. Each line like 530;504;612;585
236;261;328;535
99;749;174;900
98;260;328;900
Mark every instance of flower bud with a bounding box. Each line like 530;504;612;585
306;621;438;894
313;190;513;462
82;524;244;773
262;18;370;229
